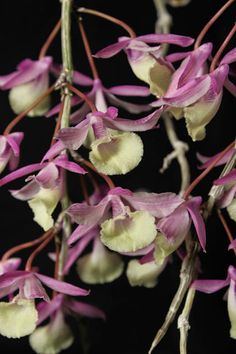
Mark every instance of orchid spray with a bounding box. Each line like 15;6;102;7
0;0;235;353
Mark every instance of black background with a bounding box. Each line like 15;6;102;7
0;0;235;353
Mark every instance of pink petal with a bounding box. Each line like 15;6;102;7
217;184;236;208
68;224;99;245
23;276;50;301
103;108;163;132
94;39;130;58
221;48;236;65
58;119;90;150
107;93;151;113
35;273;90;296
55;157;87;175
10;179;40;200
37;294;63;325
46;96;82;118
229;239;236;250
66;299;106;320
197;148;235;169
42;141;65;162
0;163;47;187
136;34;194;47
107;85;150;97
6;132;24;156
192;277;230;293
36;163;59;187
185;197;206;251
214;169;236;185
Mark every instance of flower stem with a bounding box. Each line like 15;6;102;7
78;18;99;80
217;209;236;255
67;83;97;112
183;140;236;200
194;0;235;49
210;23;236;72
39;19;61;59
78;7;136;38
1;229;53;262
3;84;55;136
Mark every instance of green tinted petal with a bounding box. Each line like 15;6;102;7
126;259;165;288
101;210;157;252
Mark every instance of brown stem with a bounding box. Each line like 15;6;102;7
183;141;235;200
71;151;115;189
66;83;97;112
194;0;235;49
217;209;236;255
3;84;55;136
1;229;53;262
78;18;99;79
25;230;55;271
78;7;136;38
39;19;62;59
210;23;236;72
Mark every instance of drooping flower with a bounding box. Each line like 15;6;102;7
0;57;52;116
94;33;194;95
126;258;167;288
48;68;152;123
192;266;236;339
76;237;124;284
0;270;89;338
0;132;24;174
152;43;229;140
0;157;86;230
29;293;105;354
43;106;163;175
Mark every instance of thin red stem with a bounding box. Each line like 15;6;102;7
210;23;236;72
66;83;97;112
39;19;62;59
78;7;136;38
87;171;100;192
194;0;235;49
217;209;236;255
3;84;55;136
25;230;55;271
1;229;53;262
78;18;99;80
183;141;235;200
50;98;65;147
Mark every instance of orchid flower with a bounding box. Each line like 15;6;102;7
192;266;236;339
0;57;52;116
0;157;86;230
44;106;163;175
67;187;206;254
29;293;105;354
152;43;230;140
0;132;24;174
0;270;89;338
94;33;194;97
214;168;236;222
48;66;152;123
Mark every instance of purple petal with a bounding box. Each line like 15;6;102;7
37;294;63;325
23;276;50;301
6;132;24;156
192;277;230;293
0;57;52;89
197;148;235;169
46;96;82;118
136;34;194;47
42;141;65;162
121;243;155;256
55;157;87;175
10;179;40;200
94;40;130;58
0;270;28;289
185;197;206;251
108;187;133;197
58;119;90;150
152;75;212;108
70;102;92;125
214;169;236;185
0;163;47;187
103;108;163;132
73;70;94;86
107;93;152;114
107;85;150;97
123;192;183;218
67;198;110;226
221;48;236;65
66;299;106;320
218;184;236;209
68;224;99;245
229;239;236;250
228;266;236;281
139;250;155;264
0;258;21;275
157;204;191;241
35;273;90;296
165;51;192;63
64;229;97;274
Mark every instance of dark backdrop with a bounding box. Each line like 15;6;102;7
0;0;235;353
